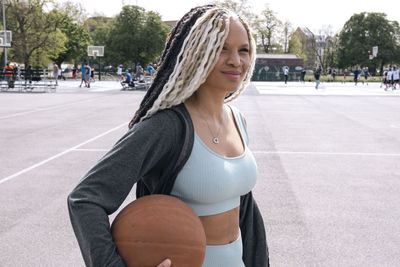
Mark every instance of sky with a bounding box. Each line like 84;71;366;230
67;0;399;34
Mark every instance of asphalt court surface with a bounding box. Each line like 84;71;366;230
1;80;399;266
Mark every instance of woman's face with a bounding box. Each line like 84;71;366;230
202;17;251;93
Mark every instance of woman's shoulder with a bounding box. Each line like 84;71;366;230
131;104;190;136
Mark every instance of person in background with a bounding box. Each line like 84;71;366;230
90;66;95;83
135;63;143;81
117;65;123;81
4;63;14;88
283;66;289;84
392;65;399;90
25;65;33;88
300;69;306;83
146;64;155;76
381;67;388;90
363;67;369;85
72;65;77;79
79;63;86;88
85;63;91;88
327;68;332;82
314;66;321;89
16;64;21;81
354;67;359;86
68;5;268;267
53;63;59;85
121;69;134;89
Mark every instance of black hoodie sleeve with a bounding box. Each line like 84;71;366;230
240;191;269;267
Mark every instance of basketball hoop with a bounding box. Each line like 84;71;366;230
87;46;105;81
87;46;104;59
0;30;12;47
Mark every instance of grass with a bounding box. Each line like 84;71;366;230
304;74;382;83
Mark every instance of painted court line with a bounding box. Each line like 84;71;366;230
0;97;104;120
0;122;127;185
253;151;400;157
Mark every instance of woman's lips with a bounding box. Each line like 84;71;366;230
222;71;241;79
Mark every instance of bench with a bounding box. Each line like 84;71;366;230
122;76;153;91
0;80;57;93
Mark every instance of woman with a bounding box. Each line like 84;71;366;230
68;5;268;267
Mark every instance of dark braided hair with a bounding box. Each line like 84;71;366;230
128;5;215;129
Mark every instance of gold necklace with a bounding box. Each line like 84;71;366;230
194;103;225;144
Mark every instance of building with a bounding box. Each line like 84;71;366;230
292;27;327;69
252;54;304;81
163;20;178;30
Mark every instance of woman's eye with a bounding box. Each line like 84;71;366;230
240;48;249;53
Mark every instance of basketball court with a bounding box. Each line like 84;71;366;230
0;81;399;266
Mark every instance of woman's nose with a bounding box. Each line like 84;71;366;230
226;51;241;67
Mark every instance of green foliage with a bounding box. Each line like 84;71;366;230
55;18;91;65
83;16;113;63
84;16;114;35
288;33;307;62
106;5;170;66
338;12;400;71
50;10;92;66
30;28;67;67
254;7;282;53
138;11;170;64
4;0;67;67
304;73;382;83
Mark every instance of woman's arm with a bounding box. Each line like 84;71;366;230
68;112;178;267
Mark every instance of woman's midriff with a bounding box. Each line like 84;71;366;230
199;207;240;245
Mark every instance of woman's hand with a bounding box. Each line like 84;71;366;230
157;258;171;267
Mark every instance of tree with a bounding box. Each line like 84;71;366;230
4;0;66;67
281;20;293;53
337;12;400;73
288;33;307;62
324;34;339;69
138;11;170;64
107;5;169;66
83;16;114;64
314;25;338;70
254;7;281;54
53;0;87;25
52;12;92;66
84;16;114;36
210;0;256;26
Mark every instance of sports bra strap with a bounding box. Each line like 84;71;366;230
229;105;249;146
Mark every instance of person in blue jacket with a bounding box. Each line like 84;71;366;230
68;5;268;267
121;70;134;89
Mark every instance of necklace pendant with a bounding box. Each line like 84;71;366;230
213;137;219;144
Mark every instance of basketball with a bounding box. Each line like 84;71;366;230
111;194;206;267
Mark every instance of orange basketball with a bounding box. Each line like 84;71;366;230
111;194;206;267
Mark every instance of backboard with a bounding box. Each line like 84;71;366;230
0;31;12;47
372;46;378;57
87;46;104;58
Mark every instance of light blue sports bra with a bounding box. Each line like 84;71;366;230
170;105;258;216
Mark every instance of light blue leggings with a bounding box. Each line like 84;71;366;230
202;234;245;267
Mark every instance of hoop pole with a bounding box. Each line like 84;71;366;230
2;0;7;66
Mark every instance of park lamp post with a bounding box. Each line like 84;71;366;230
2;0;7;66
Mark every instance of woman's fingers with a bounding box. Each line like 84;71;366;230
157;258;171;267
